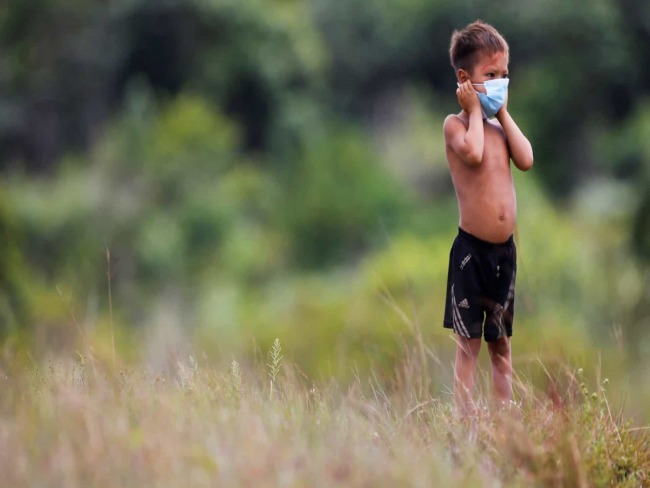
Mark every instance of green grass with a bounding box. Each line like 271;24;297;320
0;340;648;487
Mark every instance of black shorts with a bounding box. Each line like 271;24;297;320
443;228;516;342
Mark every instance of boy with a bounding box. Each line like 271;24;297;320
442;20;533;414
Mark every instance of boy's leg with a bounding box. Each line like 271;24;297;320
454;336;482;414
487;336;512;406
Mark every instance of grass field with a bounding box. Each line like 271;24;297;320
1;339;648;488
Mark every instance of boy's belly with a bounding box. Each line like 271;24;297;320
458;200;516;243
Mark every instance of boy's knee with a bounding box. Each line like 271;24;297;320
488;338;510;362
457;337;481;359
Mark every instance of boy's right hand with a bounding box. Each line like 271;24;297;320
456;80;481;114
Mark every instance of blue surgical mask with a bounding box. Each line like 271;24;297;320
473;78;509;119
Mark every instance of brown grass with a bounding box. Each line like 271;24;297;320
0;342;648;487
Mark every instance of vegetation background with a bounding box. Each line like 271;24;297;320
1;2;650;482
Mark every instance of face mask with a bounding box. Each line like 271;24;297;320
473;78;509;119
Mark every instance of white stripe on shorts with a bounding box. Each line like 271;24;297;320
504;272;515;310
451;285;471;338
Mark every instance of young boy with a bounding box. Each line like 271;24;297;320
442;20;534;414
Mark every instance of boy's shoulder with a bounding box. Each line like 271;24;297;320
444;112;466;126
443;112;467;141
444;112;505;134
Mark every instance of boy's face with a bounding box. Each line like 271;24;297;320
458;50;509;93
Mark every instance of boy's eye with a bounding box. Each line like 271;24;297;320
487;73;495;78
503;74;509;79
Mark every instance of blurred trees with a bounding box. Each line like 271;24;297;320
0;0;327;169
0;193;29;335
1;0;650;341
3;0;649;187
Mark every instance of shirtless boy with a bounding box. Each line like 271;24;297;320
442;20;534;414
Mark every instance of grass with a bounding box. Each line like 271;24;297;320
0;340;648;487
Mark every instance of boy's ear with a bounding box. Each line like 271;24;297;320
457;69;470;83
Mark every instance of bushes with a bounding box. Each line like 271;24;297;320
4;89;408;324
281;123;408;267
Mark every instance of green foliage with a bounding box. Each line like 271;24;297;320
7;90;242;288
573;374;650;487
2;0;650;427
0;192;31;334
2;0;648;197
282;123;409;267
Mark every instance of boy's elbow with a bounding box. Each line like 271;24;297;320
515;149;534;171
524;158;535;171
468;156;482;167
518;157;534;171
464;149;483;167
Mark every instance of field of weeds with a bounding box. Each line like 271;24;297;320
0;339;648;488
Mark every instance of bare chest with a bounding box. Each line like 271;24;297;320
481;121;509;166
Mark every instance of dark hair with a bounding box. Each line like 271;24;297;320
449;20;509;73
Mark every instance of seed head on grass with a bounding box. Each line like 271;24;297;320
228;359;242;403
268;338;283;400
177;355;199;393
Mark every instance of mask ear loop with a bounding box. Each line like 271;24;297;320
457;82;485;87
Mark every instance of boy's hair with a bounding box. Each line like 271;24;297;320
449;20;509;73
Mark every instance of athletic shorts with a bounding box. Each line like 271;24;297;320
443;228;516;342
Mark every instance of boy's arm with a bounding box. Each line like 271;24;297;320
444;81;484;166
496;106;534;172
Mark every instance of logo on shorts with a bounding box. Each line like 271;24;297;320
458;298;470;309
460;254;472;270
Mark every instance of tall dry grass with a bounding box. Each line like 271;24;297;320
0;339;648;488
